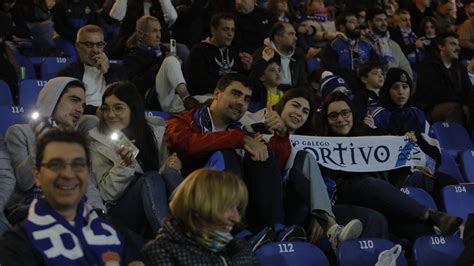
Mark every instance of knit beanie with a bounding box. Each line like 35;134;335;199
319;71;349;100
36;77;82;117
382;68;412;92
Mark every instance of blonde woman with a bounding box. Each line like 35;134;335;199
143;168;258;265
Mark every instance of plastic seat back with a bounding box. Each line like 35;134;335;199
413;235;463;266
256;242;329;266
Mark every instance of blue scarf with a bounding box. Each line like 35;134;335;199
192;106;244;133
365;30;394;64
23;199;125;266
137;40;163;58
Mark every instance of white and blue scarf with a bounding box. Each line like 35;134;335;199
365;30;394;64
22;199;125;266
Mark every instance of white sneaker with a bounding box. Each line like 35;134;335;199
327;219;363;252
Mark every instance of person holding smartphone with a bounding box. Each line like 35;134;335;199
4;77;105;226
89;81;183;240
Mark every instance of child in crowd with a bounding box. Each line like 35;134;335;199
353;61;385;126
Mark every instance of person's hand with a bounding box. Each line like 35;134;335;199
307;215;325;244
254;132;267;144
164;153;182;171
415;38;424;49
305;47;321;59
182;95;201;110
327;31;347;41
261;46;275;62
243;135;269;161
34;121;52;139
264;102;286;136
404;131;417;144
240;52;253;70
116;144;135;166
363;114;376;129
93;52;110;74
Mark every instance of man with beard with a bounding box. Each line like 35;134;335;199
414;32;472;125
364;9;413;78
320;11;378;92
186;13;253;96
4;77;105;226
165;73;288;232
232;0;277;54
252;22;307;91
58;25;127;114
458;0;474;59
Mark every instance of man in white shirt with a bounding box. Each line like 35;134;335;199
58;25;127;114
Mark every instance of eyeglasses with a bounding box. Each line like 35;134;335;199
100;105;128;115
40;159;88;173
327;109;352;121
77;41;106;49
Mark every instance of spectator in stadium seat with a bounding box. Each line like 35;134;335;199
4;77;105;226
364;8;413;78
0;136;14;236
247;89;391;250
89;81;182;239
53;0;102;57
457;0;474;59
58;24;126;114
108;0;183;59
0;129;143;265
433;0;457;33
320;11;378;92
142;168;258;265
253;21;307;91
186;12;252;97
123;15;198;112
317;91;463;240
166;73;285;232
408;0;434;36
232;0;277;54
414;31;472;125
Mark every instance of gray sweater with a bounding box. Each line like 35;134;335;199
4;118;105;210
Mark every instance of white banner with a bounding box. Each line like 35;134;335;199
284;135;428;172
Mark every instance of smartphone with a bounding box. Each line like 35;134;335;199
170;39;177;54
110;131;140;159
31;111;53;128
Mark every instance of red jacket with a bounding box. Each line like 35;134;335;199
165;109;246;173
268;134;292;172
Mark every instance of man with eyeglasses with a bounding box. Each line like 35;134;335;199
0;129;143;265
4;77;105;227
58;25;127;114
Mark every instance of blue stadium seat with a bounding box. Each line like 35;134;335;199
15;53;37;80
0;106;28;136
338;238;407;266
438;151;465;183
144;110;170;120
307;57;321;73
54;38;78;60
400;187;437;210
0;80;14;106
256;242;329;266
40;57;73;80
442;185;474;223
19;80;47;110
460;150;474;183
430;122;474;158
413;235;463;266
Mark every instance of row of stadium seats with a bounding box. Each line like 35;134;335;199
256;235;463;266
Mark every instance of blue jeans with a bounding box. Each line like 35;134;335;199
109;170;182;237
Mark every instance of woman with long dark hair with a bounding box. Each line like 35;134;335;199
317;91;462;240
89;81;182;239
